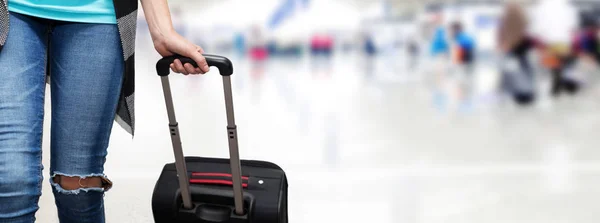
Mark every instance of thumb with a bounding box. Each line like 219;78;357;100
189;51;209;73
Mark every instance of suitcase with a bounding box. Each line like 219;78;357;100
151;55;289;223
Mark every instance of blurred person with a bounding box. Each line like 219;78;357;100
407;38;420;70
429;22;449;58
574;14;600;65
450;21;476;71
248;25;269;61
563;13;600;90
234;32;247;57
0;0;210;222
364;33;377;57
498;2;536;105
361;32;376;79
450;21;476;109
310;32;334;56
427;14;451;88
531;0;581;96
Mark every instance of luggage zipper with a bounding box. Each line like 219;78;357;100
190;173;250;188
186;157;284;171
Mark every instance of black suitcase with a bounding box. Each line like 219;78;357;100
151;55;289;223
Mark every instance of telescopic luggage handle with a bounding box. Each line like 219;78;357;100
156;54;245;215
156;54;234;76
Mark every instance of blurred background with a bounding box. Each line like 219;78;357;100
37;0;600;222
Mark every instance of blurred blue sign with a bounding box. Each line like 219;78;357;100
475;15;497;29
267;0;312;30
268;0;296;29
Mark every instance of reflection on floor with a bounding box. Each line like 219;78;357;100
36;47;600;222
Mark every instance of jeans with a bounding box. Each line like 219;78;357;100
0;12;123;223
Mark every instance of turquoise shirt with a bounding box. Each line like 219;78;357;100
8;0;117;24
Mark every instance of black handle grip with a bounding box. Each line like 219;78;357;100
156;54;233;76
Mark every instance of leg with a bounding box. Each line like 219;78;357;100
551;67;563;96
518;52;535;93
517;52;532;79
48;22;123;223
561;56;580;95
0;13;48;223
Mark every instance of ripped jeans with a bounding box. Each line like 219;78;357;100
0;12;123;223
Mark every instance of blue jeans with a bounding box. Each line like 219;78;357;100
0;12;123;223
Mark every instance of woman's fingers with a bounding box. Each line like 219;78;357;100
171;62;203;75
184;63;199;75
196;47;207;73
169;46;208;75
173;59;189;75
189;52;209;73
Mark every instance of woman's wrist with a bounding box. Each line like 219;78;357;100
150;26;175;43
141;0;176;43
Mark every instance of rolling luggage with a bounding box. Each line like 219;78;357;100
151;55;289;223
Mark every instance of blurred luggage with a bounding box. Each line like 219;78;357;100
151;55;288;223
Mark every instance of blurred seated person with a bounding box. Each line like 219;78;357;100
573;15;600;65
531;0;580;96
497;2;536;105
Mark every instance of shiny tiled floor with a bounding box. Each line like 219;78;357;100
35;45;600;222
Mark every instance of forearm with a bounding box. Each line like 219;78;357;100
140;0;175;41
139;0;209;74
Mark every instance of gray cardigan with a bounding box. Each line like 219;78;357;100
0;0;138;135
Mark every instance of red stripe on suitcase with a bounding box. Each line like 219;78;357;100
190;179;248;188
191;172;249;180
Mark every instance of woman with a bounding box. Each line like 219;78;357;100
0;0;208;222
497;2;536;104
498;2;530;56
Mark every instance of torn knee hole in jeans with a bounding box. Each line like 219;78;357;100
51;172;113;195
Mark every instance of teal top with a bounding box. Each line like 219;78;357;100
8;0;117;24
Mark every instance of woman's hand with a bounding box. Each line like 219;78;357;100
153;31;209;75
140;0;209;75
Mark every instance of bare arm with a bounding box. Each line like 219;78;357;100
140;0;174;42
140;0;209;74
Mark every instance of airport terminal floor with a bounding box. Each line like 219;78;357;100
31;41;600;222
